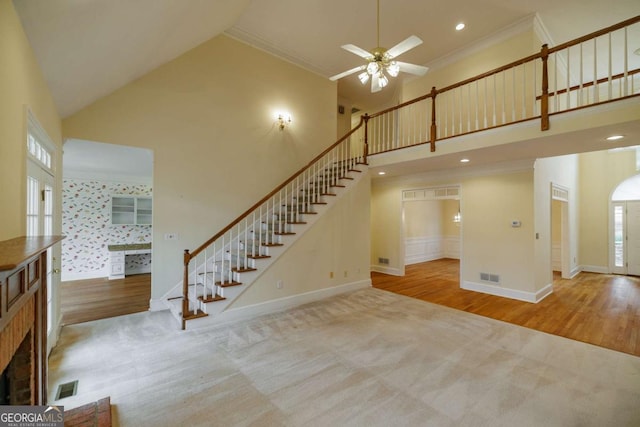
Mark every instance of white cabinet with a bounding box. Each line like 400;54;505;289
109;251;125;279
108;246;152;280
111;196;152;225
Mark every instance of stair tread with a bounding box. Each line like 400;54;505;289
199;294;225;303
216;280;243;287
232;267;257;273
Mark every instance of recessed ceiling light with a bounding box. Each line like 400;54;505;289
460;158;470;163
455;23;465;31
378;171;386;175
606;135;624;141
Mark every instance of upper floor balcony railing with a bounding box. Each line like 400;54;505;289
364;16;640;157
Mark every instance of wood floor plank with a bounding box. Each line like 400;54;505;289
60;274;151;325
372;259;640;357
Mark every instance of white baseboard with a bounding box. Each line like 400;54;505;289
462;280;553;303
61;269;107;282
405;254;442;265
569;266;582;278
370;265;403;276
211;279;372;326
535;283;554;302
580;265;608;274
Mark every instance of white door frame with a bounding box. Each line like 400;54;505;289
25;109;61;355
551;184;570;279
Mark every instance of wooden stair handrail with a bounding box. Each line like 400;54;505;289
366;15;640;124
186;116;366;261
548;15;639;55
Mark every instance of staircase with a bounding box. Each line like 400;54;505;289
162;121;368;329
162;16;640;330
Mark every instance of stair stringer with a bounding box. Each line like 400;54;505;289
163;165;368;329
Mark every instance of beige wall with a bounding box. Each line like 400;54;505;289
371;168;535;293
231;172;371;308
579;149;638;270
442;199;461;237
461;171;535;293
403;30;541;103
404;201;442;238
0;0;62;240
62;34;338;300
402;199;460;238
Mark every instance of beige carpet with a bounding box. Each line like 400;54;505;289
49;288;640;426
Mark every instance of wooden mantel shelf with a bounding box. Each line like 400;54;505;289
0;235;65;271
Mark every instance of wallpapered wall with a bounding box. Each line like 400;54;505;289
62;179;152;281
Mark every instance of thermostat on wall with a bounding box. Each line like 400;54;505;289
511;220;522;227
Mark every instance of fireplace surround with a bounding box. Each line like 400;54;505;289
0;236;64;405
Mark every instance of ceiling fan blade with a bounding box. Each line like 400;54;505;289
341;44;373;59
385;35;423;59
371;73;382;93
396;61;429;76
329;64;366;81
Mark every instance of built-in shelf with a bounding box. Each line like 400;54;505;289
111;196;152;225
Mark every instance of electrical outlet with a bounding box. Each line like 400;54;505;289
276;280;283;289
329;271;334;279
164;233;178;240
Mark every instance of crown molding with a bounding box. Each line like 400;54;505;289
425;14;541;73
223;30;329;78
533;13;556;47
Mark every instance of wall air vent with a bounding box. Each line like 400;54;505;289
378;257;390;265
480;273;500;284
55;380;78;400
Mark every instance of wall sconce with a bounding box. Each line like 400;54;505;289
276;113;292;130
453;200;461;223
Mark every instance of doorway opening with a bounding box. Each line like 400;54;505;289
611;174;640;276
60;139;153;324
401;185;461;284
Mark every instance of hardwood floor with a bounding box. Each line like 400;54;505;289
60;274;151;325
372;259;640;357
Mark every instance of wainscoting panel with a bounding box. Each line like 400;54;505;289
405;236;460;265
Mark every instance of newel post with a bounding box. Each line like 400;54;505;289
430;86;438;152
540;44;550;131
182;249;190;330
363;113;370;163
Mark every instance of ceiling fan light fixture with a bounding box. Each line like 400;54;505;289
358;72;370;84
386;61;400;77
378;73;388;88
367;61;380;75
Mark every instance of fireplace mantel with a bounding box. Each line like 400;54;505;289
1;235;64;405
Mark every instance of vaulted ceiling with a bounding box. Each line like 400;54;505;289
13;0;640;118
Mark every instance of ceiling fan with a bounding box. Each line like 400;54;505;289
329;0;429;93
